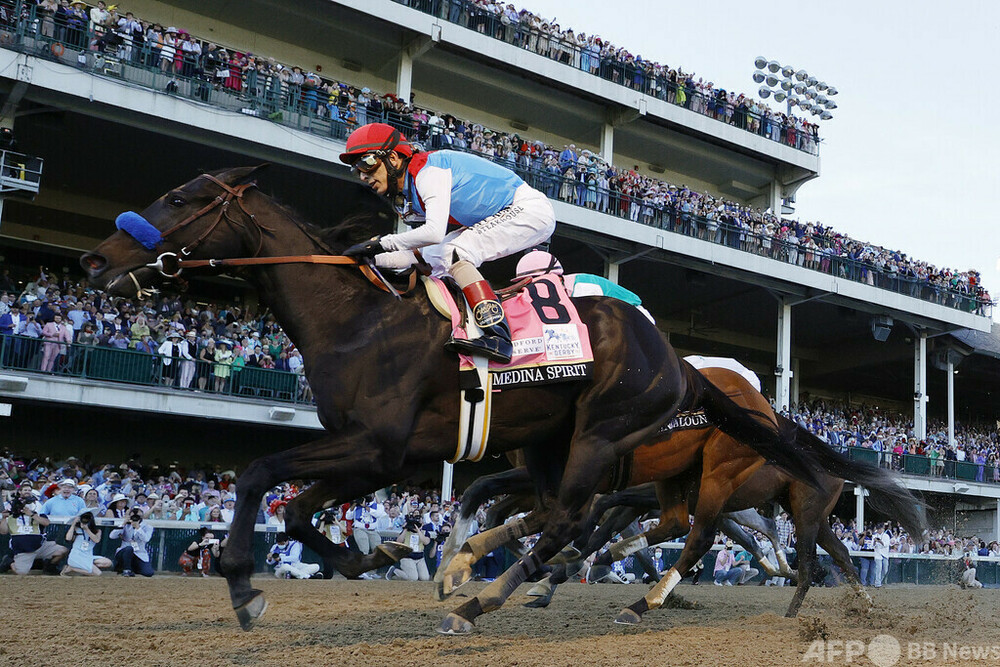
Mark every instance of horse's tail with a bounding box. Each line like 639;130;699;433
780;414;927;538
690;367;825;489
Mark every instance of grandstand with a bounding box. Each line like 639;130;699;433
0;0;997;542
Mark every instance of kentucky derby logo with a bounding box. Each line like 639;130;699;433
543;324;583;360
474;300;504;327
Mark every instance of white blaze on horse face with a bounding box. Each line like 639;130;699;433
644;568;682;609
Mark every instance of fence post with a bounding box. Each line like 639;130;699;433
157;529;166;571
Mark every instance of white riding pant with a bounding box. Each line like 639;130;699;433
376;183;555;277
274;561;320;579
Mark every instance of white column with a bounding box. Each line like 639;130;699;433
913;331;927;440
441;462;454;503
775;298;792;411
947;359;955;449
769;179;782;214
396;50;413;105
604;260;620;284
600;122;614;164
790;358;800;410
995;499;1000;543
855;486;866;533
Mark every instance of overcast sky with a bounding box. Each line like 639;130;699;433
524;0;1000;318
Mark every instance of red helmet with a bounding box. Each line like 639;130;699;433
339;123;413;164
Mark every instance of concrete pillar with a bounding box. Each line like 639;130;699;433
441;461;454;503
769;179;782;214
995;499;1000;542
604;260;620;284
913;331;927;440
396;50;413;105
855;486;866;532
947;359;955;449
790;358;800;410
600;122;614;164
775;298;792;411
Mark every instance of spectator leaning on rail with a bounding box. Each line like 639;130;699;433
339;122;556;363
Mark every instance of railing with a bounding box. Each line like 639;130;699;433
389;0;820;154
0;3;988;316
0;334;312;405
847;446;1000;485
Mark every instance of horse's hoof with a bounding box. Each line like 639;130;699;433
523;597;550;609
436;612;474;635
525;582;550;597
613;608;643;625
234;591;268;631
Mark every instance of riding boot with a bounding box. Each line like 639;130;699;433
444;262;512;364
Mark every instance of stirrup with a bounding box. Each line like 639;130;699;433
444;335;512;364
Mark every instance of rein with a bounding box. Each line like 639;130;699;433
138;173;415;297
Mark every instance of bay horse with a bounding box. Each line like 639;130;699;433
436;367;925;620
80;167;829;633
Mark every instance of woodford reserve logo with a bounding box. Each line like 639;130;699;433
658;409;711;433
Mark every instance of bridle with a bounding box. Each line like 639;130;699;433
139;173;414;297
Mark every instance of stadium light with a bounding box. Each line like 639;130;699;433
753;58;839;123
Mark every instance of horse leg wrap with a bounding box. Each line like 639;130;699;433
466;517;530;561
644;568;682;610
758;555;778;577
478;551;542;614
608;534;648;563
776;549;794;576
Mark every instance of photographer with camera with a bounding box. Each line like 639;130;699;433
1;482;68;575
387;512;431;581
62;511;112;576
316;506;348;548
109;508;154;577
179;527;220;577
265;532;321;579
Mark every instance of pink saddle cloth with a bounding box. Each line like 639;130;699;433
429;273;594;389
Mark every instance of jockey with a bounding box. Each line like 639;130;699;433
339;123;556;364
513;250;655;323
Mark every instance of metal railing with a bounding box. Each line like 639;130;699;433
0;334;312;405
847;446;1000;485
389;0;820;154
0;2;987;316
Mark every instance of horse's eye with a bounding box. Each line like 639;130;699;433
169;197;186;207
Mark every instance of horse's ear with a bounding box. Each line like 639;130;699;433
223;164;269;186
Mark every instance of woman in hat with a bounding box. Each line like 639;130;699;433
196;337;215;391
213;340;233;393
66;0;88;49
159;26;178;73
104;493;129;519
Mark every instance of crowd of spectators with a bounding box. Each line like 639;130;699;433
0;445;475;578
0;0;992;312
0;266;314;401
395;0;820;153
787;400;1000;484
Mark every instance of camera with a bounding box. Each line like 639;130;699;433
405;516;421;532
9;495;32;517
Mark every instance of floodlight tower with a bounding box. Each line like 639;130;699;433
753;56;838;121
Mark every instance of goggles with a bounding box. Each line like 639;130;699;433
352;151;384;174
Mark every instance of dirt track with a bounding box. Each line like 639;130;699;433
1;576;997;666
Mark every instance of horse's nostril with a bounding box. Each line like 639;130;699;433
81;253;106;274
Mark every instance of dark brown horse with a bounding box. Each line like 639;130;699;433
80;168;828;633
437;368;925;619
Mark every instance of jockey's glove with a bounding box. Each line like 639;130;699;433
344;235;385;259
